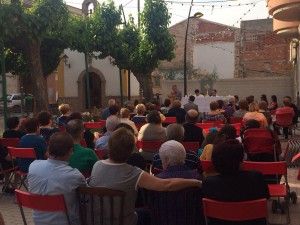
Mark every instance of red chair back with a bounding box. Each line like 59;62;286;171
8;147;36;159
292;152;300;163
202;120;224;127
241;161;287;176
80;139;87;147
135;123;146;131
15;189;71;225
0;138;20;147
275;113;293;127
243;128;275;155
229;117;243;124
196;123;215;130
136;140;163;153
83;121;106;129
200;160;215;173
95;149;106;160
182;142;199;153
203;198;267;221
163;117;176;124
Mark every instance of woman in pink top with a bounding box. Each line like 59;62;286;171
243;102;268;128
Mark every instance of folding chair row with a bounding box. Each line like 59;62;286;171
15;187;268;225
83;121;106;129
15;187;125;225
7;147;36;190
201;160;291;224
0;138;21;192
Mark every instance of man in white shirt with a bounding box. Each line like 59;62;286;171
28;132;86;225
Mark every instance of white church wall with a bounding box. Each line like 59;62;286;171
64;49;85;97
193;42;235;79
63;49;140;97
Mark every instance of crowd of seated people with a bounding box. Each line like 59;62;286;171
0;93;298;225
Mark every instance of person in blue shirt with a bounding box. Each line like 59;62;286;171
28;132;86;225
19;118;47;173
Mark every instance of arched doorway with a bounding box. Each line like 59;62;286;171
78;68;106;110
83;72;101;108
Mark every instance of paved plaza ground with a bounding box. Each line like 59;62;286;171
0;117;300;224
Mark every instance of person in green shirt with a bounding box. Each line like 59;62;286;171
66;119;98;175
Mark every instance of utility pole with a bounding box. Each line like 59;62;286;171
119;69;123;106
0;0;8;129
137;0;140;28
1;40;8;130
137;0;142;100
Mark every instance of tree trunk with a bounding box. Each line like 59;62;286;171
135;72;154;102
24;39;48;112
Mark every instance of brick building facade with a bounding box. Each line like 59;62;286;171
236;19;293;78
157;18;294;101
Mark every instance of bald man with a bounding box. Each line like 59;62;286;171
183;109;204;146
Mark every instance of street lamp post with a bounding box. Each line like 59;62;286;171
183;1;203;96
0;41;8;130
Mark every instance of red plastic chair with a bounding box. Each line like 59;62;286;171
241;161;290;223
136;140;163;153
80;139;87;147
275;112;295;137
196;123;214;130
292;153;300;180
83;121;106;129
182;142;199;153
0;138;20;148
202;120;224;127
243;128;276;160
163;117;176;124
275;113;293;127
202;198;267;224
200;160;214;173
196;123;219;135
15;189;71;225
8;147;36;190
0;138;20;190
135;123;146;131
292;152;300;163
229;117;243;124
94;149;106;160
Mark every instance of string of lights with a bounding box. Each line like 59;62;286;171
192;0;262;43
165;0;261;8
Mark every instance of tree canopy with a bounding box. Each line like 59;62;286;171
1;0;69;111
110;0;175;100
1;0;175;109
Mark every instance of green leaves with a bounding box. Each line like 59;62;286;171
1;0;69;77
67;1;121;60
130;0;175;74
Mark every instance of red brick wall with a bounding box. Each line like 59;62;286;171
236;19;293;78
194;20;236;43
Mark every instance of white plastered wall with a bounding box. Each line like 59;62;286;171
193;42;235;79
63;49;139;97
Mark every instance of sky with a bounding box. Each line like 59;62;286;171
64;0;270;27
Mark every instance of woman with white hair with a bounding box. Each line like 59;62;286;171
157;140;200;179
95;115;120;152
152;124;199;171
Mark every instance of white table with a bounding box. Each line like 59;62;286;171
181;96;233;113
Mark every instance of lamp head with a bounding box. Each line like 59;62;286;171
193;12;203;18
